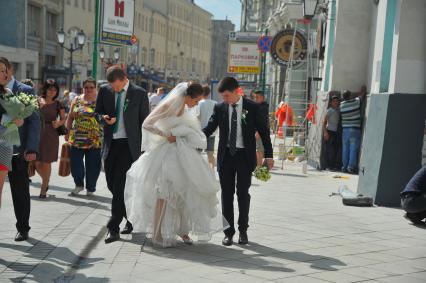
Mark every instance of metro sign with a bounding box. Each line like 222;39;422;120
100;0;135;45
115;0;124;17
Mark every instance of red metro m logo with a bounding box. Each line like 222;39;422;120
114;0;124;17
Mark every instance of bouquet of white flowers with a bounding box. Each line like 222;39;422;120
0;90;39;146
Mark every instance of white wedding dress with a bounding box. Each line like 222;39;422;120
124;83;226;247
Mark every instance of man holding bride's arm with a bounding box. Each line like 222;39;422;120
203;77;273;246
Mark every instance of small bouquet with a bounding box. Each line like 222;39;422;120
0;90;39;146
253;165;271;182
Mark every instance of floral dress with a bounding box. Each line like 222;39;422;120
68;96;102;149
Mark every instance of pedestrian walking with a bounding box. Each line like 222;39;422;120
254;90;270;167
196;85;217;169
35;79;66;198
65;77;102;196
0;57;40;241
0;58;25;207
95;66;149;243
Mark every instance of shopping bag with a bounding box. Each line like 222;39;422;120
58;143;71;177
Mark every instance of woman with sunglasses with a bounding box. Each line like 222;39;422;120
36;79;66;198
65;78;102;196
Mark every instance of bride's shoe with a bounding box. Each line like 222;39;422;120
182;235;193;245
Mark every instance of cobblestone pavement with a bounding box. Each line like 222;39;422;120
0;151;425;282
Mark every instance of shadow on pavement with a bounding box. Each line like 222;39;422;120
30;195;110;212
270;172;308;178
142;240;346;274
0;239;106;282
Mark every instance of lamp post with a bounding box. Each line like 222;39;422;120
57;28;86;91
99;46;120;77
303;0;318;19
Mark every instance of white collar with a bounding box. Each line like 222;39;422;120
231;96;243;107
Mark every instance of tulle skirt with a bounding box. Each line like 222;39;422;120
124;140;227;247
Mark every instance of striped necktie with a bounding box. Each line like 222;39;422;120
113;90;123;134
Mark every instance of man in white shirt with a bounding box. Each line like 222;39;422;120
149;87;164;111
197;85;217;168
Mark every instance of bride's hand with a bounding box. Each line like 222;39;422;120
167;135;176;143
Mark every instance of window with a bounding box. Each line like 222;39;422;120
74;0;78;8
46;12;58;40
82;0;85;10
141;47;147;64
45;55;56;67
26;63;35;79
150;48;155;66
192;58;196;73
172;56;177;70
27;4;41;37
138;13;141;28
66;0;71;5
88;0;92;11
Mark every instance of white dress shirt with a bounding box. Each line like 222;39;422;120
113;80;129;139
228;96;244;148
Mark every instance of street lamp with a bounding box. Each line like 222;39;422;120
57;28;86;91
99;47;120;63
303;0;318;19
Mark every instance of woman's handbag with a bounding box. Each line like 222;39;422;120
56;125;68;136
58;143;71;177
55;101;68;136
28;161;36;177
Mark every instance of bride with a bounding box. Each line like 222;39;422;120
124;82;227;247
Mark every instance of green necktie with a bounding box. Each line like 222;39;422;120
113;90;122;134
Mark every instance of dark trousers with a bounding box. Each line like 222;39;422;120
70;147;102;192
401;193;426;216
325;130;339;169
105;139;133;233
8;154;30;233
219;149;252;237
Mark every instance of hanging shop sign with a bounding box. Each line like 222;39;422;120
227;42;261;74
100;0;135;45
270;29;307;68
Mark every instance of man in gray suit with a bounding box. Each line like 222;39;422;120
95;66;149;243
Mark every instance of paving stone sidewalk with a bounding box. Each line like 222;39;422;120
0;155;425;282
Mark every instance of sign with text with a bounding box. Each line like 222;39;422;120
227;42;260;74
100;0;135;45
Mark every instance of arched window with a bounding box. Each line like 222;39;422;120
141;47;147;64
150;48;155;66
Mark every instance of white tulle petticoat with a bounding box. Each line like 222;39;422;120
124;115;227;247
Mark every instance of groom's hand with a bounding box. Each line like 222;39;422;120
264;158;274;170
103;115;116;125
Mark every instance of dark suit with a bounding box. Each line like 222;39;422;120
0;80;41;234
203;98;272;236
95;82;149;233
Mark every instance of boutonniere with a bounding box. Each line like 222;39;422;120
241;109;248;124
123;98;129;112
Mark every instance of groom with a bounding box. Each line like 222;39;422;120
95;66;149;243
203;77;273;246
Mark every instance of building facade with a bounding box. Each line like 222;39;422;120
141;0;213;88
0;0;61;87
210;20;235;81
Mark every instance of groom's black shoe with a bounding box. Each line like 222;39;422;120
222;235;233;246
105;231;120;244
121;221;133;234
238;232;248;245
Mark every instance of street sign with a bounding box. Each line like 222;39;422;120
130;35;138;45
229;31;262;42
228;42;261;74
270;29;307;67
100;0;135;46
258;35;272;53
